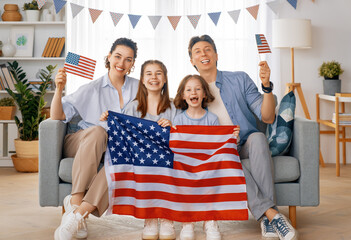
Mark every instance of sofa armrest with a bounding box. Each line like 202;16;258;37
289;116;320;206
39;119;67;207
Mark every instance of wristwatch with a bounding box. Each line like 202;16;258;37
261;81;273;93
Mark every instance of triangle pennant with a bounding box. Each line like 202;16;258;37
110;12;124;26
89;8;103;23
36;0;46;9
70;3;84;19
266;0;281;15
246;4;260;20
287;0;298;9
228;9;240;24
167;16;181;30
148;16;162;29
208;12;221;26
128;14;142;29
187;15;201;29
53;0;66;14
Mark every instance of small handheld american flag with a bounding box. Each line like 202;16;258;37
64;52;96;80
255;34;271;54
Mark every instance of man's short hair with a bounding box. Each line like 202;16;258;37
188;35;217;58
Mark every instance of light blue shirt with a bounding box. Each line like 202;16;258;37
214;70;263;144
173;109;219;126
62;73;139;129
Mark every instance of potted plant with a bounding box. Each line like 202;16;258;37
5;61;56;171
319;60;344;96
0;97;16;120
23;0;40;21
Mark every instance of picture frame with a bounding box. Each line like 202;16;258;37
11;26;35;57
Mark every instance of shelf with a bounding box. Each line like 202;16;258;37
0;120;16;123
0;57;65;61
0;21;65;25
1;90;57;93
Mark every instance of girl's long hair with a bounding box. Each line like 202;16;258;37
135;60;171;118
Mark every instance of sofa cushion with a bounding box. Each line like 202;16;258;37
59;158;104;183
241;155;300;183
267;91;296;156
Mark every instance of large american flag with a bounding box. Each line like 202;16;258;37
255;34;271;54
104;112;248;222
64;52;96;80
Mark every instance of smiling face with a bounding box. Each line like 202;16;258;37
190;41;218;73
108;45;135;78
183;77;206;110
142;63;166;93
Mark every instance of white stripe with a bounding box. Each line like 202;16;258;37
64;64;95;75
113;181;247;194
174;153;240;166
171;142;237;154
170;132;234;142
80;56;97;64
113;197;248;211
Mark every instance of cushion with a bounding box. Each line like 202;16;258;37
267;91;296;156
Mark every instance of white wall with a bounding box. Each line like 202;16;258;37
277;0;351;164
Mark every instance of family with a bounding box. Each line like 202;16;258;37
51;35;297;240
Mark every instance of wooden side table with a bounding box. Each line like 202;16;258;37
316;93;351;176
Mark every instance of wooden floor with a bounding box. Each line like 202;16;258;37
1;164;351;240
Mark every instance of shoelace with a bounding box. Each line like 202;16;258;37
145;219;157;227
264;218;275;233
205;220;218;231
160;219;174;230
273;216;290;237
64;212;88;234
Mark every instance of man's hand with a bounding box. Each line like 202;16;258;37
259;61;271;87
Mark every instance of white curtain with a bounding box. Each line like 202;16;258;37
67;0;280;99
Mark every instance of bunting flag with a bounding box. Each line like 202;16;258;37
53;0;66;14
255;34;271;54
64;52;96;80
70;3;84;19
35;0;46;9
228;9;241;24
89;8;103;23
167;16;182;30
187;15;201;29
246;4;260;20
110;12;124;26
287;0;298;9
148;15;162;29
128;14;142;29
208;12;221;26
266;0;281;15
105;112;248;222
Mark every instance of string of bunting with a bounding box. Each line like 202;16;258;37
37;0;308;29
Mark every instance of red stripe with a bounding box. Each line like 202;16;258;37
171;125;238;135
80;55;97;64
64;65;94;78
113;189;247;202
64;67;93;80
172;148;238;160
112;205;249;221
64;63;95;75
79;59;96;68
173;160;243;172
113;173;247;187
169;138;236;149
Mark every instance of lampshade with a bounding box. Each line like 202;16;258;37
272;19;312;49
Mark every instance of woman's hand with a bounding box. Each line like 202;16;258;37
157;118;172;128
100;111;109;121
233;125;240;138
55;68;67;92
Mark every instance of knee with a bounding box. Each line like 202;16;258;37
247;132;270;154
84;126;108;142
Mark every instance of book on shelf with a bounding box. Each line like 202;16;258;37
0;76;5;90
42;37;65;57
332;113;351;122
42;37;52;57
0;64;16;91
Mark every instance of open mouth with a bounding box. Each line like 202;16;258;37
116;66;124;72
190;97;199;103
201;60;210;64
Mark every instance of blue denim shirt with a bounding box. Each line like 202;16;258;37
215;70;263;144
62;73;139;129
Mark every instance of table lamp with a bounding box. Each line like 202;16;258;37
273;18;312;119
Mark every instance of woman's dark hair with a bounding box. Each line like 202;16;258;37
188;34;217;58
174;74;215;110
135;60;171;118
104;37;138;69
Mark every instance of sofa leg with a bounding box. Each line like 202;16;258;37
289;206;296;228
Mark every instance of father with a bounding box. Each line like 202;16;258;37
188;35;297;240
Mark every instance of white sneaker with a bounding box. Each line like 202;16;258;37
54;211;87;240
180;222;195;240
203;220;221;240
142;218;158;240
159;219;176;240
261;216;279;239
62;194;88;239
270;213;298;240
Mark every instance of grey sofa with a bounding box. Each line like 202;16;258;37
39;116;319;228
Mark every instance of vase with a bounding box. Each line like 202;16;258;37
1;4;22;21
2;38;16;57
14;139;39;159
11;154;38;172
25;10;40;21
323;79;341;96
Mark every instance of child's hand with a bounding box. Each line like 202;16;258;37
100;111;109;121
157;118;172;128
233;125;240;138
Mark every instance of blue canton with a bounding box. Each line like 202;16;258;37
65;52;80;66
107;111;174;168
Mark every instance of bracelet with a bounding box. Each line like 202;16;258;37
261;81;273;93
